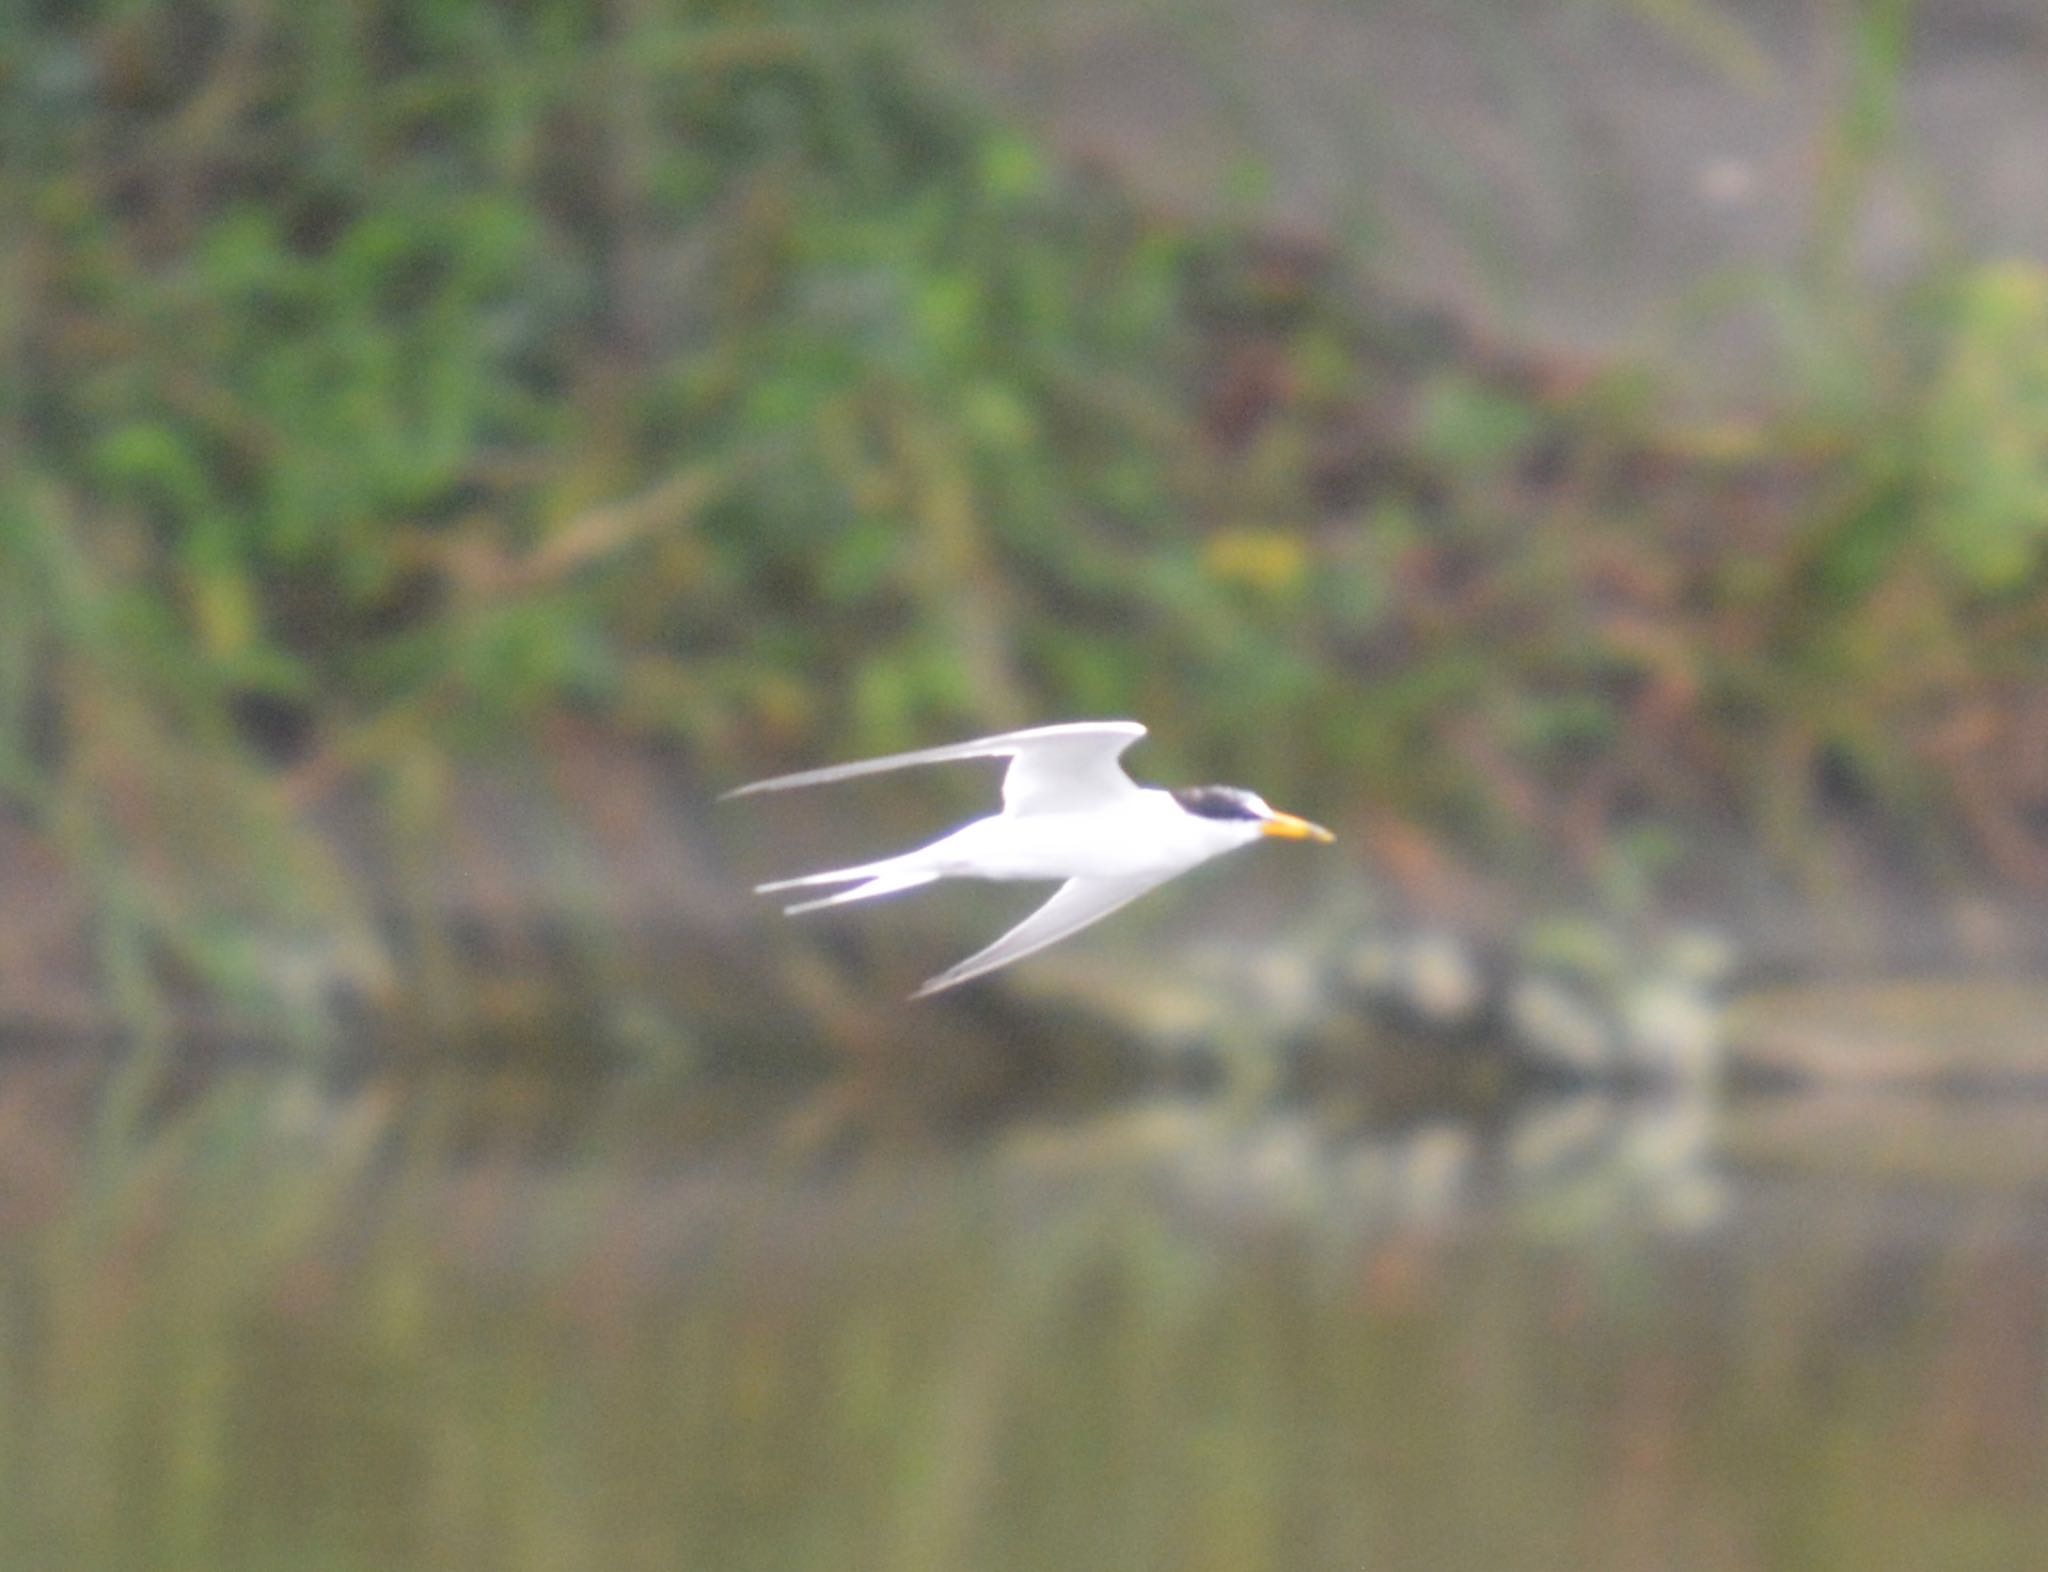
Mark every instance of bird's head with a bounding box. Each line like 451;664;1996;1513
1170;785;1335;846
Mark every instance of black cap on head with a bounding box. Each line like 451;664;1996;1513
1170;785;1268;822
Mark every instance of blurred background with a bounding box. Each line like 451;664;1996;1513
7;0;2048;1566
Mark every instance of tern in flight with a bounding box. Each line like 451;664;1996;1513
724;721;1334;996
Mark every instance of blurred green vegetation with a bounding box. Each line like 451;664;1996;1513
11;12;2048;1568
7;0;2048;1036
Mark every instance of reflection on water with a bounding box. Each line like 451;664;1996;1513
996;1089;1723;1247
2;1056;2047;1571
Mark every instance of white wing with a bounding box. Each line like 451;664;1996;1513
912;872;1178;997
721;721;1147;815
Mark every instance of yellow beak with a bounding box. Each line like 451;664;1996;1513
1261;812;1335;843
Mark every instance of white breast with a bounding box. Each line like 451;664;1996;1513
932;790;1259;882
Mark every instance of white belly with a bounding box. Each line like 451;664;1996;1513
921;792;1245;882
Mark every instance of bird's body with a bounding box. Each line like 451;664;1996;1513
864;791;1256;883
724;721;1332;996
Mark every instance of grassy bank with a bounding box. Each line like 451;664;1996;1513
7;0;2048;1039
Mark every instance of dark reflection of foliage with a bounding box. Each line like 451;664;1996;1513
6;1079;2048;1571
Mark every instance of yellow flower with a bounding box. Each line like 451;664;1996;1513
1201;528;1308;594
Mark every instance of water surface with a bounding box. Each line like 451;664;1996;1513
0;1057;2043;1572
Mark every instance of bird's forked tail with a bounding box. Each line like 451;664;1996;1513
753;858;939;915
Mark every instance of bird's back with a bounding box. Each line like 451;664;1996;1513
916;791;1249;882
